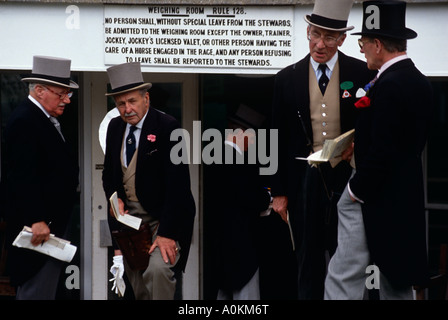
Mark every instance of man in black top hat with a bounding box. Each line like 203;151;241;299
102;62;195;300
270;0;376;299
2;55;79;299
207;104;271;300
325;0;432;299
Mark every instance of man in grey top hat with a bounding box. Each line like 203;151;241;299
270;0;376;299
102;62;195;299
2;55;79;299
324;0;431;299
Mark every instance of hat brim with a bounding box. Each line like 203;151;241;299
228;114;265;130
105;83;152;96
351;28;417;40
304;15;354;32
22;77;79;89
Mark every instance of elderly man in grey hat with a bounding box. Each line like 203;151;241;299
102;62;195;300
2;55;79;299
270;0;377;299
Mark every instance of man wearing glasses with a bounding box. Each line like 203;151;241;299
270;0;376;299
2;55;79;299
325;0;432;300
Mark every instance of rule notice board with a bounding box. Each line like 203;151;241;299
104;5;295;70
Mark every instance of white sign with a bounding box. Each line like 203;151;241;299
104;5;294;69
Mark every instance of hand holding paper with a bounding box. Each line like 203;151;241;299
12;226;77;262
108;196;127;218
30;221;51;246
109;191;142;230
296;129;355;166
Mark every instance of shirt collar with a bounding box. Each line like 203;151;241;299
127;108;148;131
28;95;51;118
377;54;408;78
310;51;338;73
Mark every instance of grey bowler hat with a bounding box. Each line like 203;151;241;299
304;0;355;32
22;55;79;89
105;62;152;96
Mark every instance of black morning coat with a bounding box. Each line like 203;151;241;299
270;51;377;245
102;107;196;273
208;143;271;292
2;98;79;286
350;58;432;286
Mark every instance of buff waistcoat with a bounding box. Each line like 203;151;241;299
309;61;342;167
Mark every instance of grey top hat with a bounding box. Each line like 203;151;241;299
106;62;152;96
304;0;355;32
228;104;266;130
22;55;79;89
352;0;417;40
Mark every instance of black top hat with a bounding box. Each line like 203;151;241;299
352;0;417;40
228;104;266;130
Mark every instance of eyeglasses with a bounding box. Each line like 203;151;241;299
42;85;73;100
307;31;343;47
358;38;373;49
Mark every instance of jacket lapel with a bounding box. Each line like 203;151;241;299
293;54;313;144
26;99;70;149
377;58;413;82
370;58;413;98
138;107;160;157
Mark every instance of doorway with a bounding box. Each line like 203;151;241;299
86;72;200;299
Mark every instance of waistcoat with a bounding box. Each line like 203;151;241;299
309;61;342;167
309;63;341;152
120;141;149;215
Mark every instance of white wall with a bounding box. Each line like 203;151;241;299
0;2;447;76
1;1;447;300
345;3;448;77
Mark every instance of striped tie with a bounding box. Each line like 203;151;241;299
49;116;65;142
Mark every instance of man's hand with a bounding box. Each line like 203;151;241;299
272;196;288;223
341;142;354;162
30;221;50;246
109;197;128;217
149;235;178;265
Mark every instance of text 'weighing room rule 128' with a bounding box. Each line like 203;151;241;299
104;5;294;69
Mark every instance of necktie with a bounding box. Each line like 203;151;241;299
126;126;137;166
49;116;65;142
365;75;378;94
318;64;329;95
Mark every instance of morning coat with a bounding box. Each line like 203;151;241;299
270;51;377;229
102;107;196;272
349;58;432;286
208;143;271;292
3;98;79;286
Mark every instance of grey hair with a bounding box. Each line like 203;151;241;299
29;83;39;91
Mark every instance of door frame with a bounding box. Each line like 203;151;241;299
82;72;200;300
